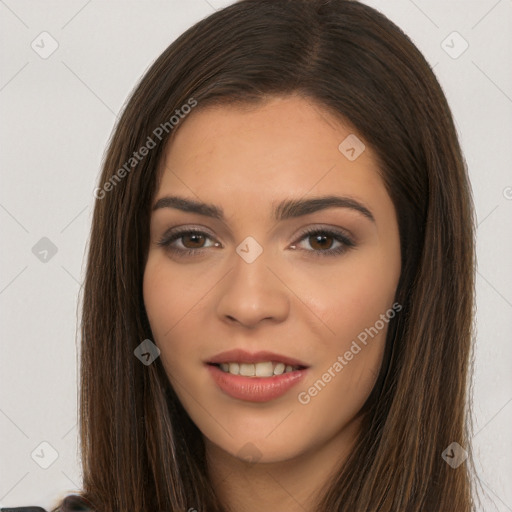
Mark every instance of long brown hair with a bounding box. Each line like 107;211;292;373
52;0;480;510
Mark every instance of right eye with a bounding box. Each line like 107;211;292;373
157;228;222;257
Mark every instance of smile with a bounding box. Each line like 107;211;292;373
213;361;302;377
205;349;309;401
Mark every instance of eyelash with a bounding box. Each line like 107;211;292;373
157;226;355;258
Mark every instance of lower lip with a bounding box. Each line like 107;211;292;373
206;364;308;402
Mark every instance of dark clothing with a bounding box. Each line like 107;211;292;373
1;509;47;512
1;495;91;512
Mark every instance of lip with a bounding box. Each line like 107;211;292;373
206;364;308;402
205;349;309;368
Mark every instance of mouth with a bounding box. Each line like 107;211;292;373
205;349;309;402
205;349;309;377
207;361;307;377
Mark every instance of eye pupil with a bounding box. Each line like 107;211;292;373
310;234;333;250
183;233;205;248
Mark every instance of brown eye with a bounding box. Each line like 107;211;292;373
292;228;355;257
157;228;220;257
308;233;335;251
182;233;207;249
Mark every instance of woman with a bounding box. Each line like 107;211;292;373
16;0;480;510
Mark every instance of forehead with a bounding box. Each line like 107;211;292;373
156;95;388;216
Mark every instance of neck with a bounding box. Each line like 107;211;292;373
204;415;363;512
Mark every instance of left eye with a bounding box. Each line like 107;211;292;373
291;228;355;256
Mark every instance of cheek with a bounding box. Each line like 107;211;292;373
295;262;396;433
142;258;191;376
143;257;204;339
143;260;173;337
143;256;216;382
305;251;399;345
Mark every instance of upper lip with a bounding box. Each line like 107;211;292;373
206;349;309;368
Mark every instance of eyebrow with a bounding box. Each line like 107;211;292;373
152;194;375;222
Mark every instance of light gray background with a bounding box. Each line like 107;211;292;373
0;0;511;510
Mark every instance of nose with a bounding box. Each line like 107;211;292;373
215;249;290;328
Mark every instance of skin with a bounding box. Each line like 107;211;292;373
143;94;401;511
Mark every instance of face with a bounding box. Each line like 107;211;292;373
143;95;401;465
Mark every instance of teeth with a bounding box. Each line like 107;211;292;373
255;361;274;377
274;362;285;375
216;361;300;377
239;363;255;376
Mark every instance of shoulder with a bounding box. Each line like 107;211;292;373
1;508;48;512
1;495;92;512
